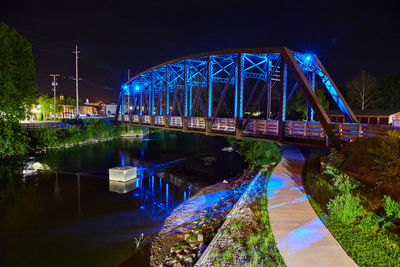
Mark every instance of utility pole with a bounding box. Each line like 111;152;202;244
73;45;80;118
50;74;60;121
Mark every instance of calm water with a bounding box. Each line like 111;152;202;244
0;131;244;267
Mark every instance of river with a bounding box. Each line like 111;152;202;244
0;131;244;266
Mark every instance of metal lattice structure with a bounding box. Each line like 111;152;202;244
116;47;381;147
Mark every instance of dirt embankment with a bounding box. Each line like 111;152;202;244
149;182;232;266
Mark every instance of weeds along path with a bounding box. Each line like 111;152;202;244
267;145;357;267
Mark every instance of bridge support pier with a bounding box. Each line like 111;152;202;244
150;115;155;126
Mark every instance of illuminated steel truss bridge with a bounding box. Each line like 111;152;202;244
116;47;394;147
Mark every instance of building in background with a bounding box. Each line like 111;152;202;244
327;109;400;126
103;103;117;117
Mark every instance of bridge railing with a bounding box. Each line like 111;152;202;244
212;118;235;131
20;122;72;130
284;121;326;139
189;117;206;129
117;115;399;143
244;119;279;135
170;116;182;127
155;116;165;125
332;123;395;141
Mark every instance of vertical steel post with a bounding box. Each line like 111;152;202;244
160;89;163;116
235;53;244;137
307;72;315;121
278;60;287;141
266;60;272;120
189;64;192;116
234;56;238;118
207;56;213;118
184;60;188;117
151;72;155;116
165;65;169;116
238;53;244;119
139;78;143;116
149;75;152;115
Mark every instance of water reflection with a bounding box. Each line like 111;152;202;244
107;168;196;221
109;179;138;193
0;132;245;267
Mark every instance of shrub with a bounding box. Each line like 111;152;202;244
0;120;29;155
374;131;400;184
85;119;114;140
342;137;380;167
65;127;85;144
382;195;400;223
327;192;366;224
238;141;281;170
33;127;59;148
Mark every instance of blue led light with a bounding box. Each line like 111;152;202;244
134;85;140;92
122;85;128;90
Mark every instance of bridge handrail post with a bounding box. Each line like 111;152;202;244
304;122;307;136
235;118;243;138
205;118;212;133
182;117;188;130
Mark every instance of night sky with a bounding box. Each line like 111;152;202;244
2;1;400;103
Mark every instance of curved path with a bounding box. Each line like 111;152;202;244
267;145;357;267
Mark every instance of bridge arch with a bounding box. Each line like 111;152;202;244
117;47;364;147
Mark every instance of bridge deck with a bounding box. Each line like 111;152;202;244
118;115;397;147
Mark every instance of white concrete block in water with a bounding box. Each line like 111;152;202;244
109;166;137;182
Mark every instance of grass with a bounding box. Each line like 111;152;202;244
220;247;234;261
246;192;286;267
303;151;400;267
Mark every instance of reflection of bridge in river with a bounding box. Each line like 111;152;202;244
109;171;196;221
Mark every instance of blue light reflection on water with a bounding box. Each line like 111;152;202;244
126;172;194;221
121;152;125;166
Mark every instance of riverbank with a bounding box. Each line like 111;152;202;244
302;145;400;266
150;171;257;266
0;119;148;158
149;140;283;266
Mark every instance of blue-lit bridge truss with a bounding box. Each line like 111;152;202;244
117;47;392;147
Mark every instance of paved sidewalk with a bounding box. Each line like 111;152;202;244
267;145;357;267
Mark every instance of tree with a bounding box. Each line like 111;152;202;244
378;74;400;109
287;88;330;120
346;70;378;110
0;23;38;155
37;94;52;120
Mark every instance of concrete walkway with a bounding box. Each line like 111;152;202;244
267;145;357;267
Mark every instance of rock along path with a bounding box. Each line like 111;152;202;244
267;145;357;267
